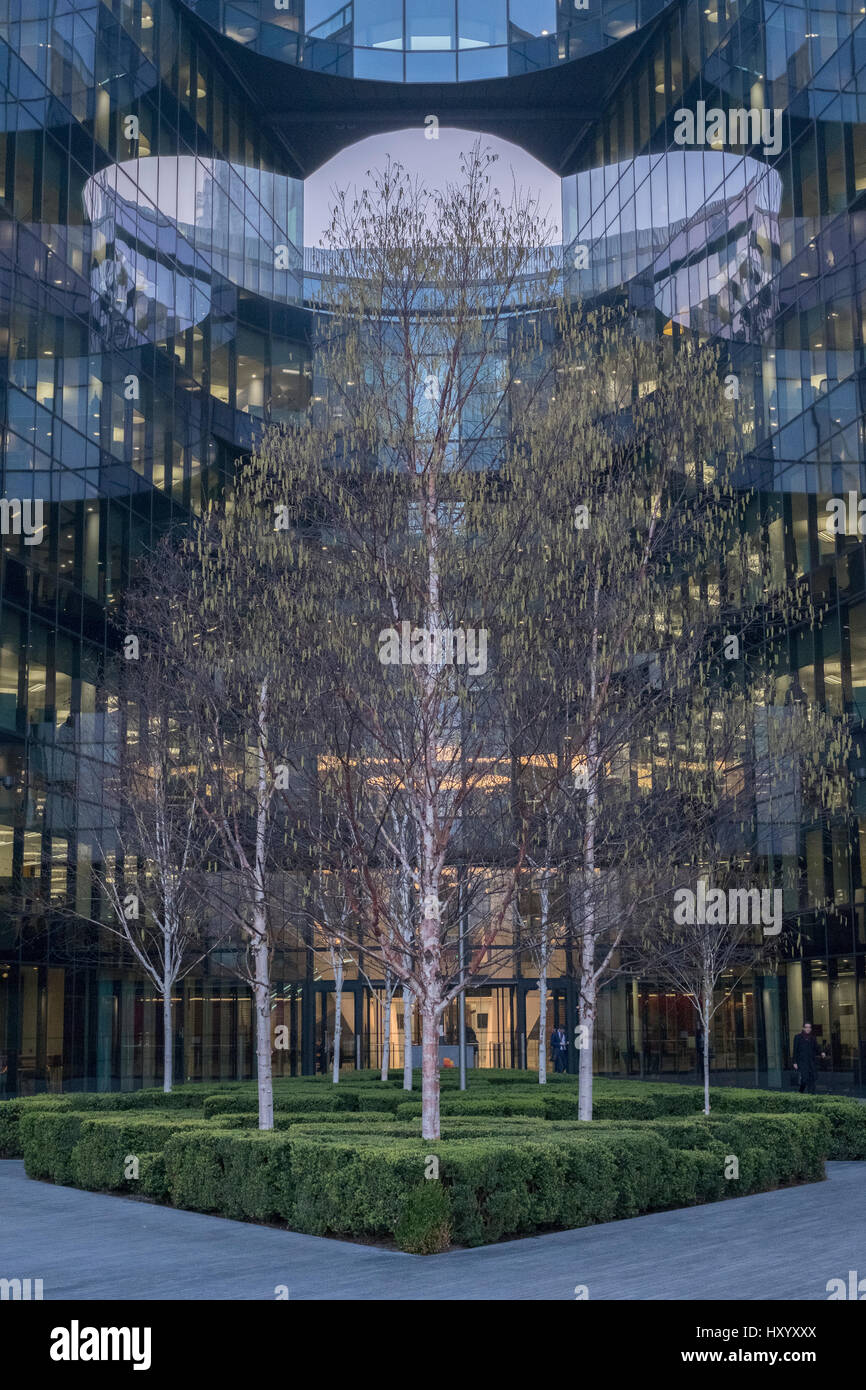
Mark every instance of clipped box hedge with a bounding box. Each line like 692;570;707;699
162;1128;295;1222
18;1109;204;1190
543;1091;659;1121
207;1109;399;1130
0;1096;73;1158
7;1073;860;1254
69;1114;207;1192
19;1110;87;1184
202;1090;345;1118
285;1127;721;1248
153;1110;829;1251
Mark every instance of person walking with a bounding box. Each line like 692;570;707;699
550;1024;568;1074
792;1021;826;1094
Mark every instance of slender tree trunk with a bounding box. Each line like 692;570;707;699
421;1007;440;1140
381;972;392;1081
702;991;711;1115
418;464;444;1140
403;984;413;1090
417;807;443;1135
253;677;273;1131
332;954;343;1085
578;590;601;1124
577;929;597;1122
538;875;550;1084
538;967;548;1084
253;936;273;1131
162;987;173;1093
577;755;599;1122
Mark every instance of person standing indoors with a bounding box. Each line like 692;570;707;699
792;1022;826;1094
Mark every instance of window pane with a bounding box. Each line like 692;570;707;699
406;0;455;50
458;0;507;48
355;0;403;49
509;0;556;36
405;50;456;80
458;46;508;79
354;47;404;80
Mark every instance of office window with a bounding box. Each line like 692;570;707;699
406;0;455;50
355;0;403;49
457;0;507;49
509;0;555;37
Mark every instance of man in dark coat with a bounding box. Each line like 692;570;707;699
550;1025;568;1073
792;1022;826;1094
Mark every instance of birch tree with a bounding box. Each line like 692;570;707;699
514;757;570;1083
631;684;850;1112
128;145;849;1143
42;603;218;1093
499;300;851;1121
128;499;315;1129
93;653;214;1092
243;147;558;1139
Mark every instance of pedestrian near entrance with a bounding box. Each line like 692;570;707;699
792;1021;826;1094
550;1025;568;1073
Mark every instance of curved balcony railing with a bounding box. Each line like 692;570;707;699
180;0;669;82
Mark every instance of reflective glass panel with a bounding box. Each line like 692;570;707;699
406;0;456;50
354;47;405;79
458;0;507;48
355;0;403;49
510;0;557;35
458;46;508;79
405;50;457;80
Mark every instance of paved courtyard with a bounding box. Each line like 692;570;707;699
1;1159;863;1300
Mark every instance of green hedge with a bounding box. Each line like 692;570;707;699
137;1151;169;1200
69;1115;206;1192
18;1110;205;1189
162;1129;295;1221
0;1096;73;1158
20;1110;86;1184
543;1091;659;1121
287;1128;709;1246
11;1088;836;1252
160;1112;828;1250
201;1090;348;1118
207;1109;401;1130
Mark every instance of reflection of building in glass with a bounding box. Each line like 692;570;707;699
85;157;303;328
564;153;783;341
184;0;665;81
1;0;866;1096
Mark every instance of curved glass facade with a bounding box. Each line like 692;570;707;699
182;0;671;81
558;0;866;1087
1;0;865;1093
564;153;783;342
0;0;311;1092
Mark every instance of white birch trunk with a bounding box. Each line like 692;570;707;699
253;940;273;1131
538;874;550;1084
419;871;443;1137
253;678;274;1130
332;953;344;1085
421;1007;440;1140
702;986;711;1115
577;937;596;1122
416;455;444;1140
577;590;600;1124
403;984;413;1090
162;987;173;1092
381;971;392;1081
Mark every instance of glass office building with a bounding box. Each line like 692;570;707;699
1;0;865;1094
